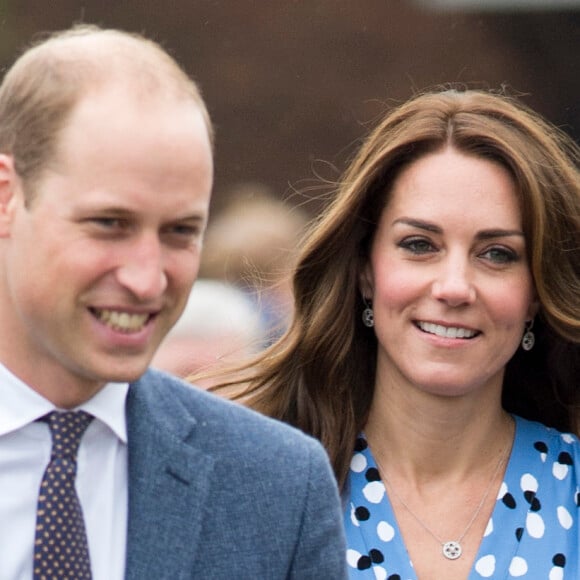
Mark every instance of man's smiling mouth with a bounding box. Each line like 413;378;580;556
91;308;152;333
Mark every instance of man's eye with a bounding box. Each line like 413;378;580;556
91;217;124;228
162;223;203;246
170;224;199;236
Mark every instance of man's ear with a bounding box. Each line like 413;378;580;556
0;154;20;237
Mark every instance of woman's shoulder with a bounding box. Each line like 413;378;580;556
512;414;580;480
514;415;579;447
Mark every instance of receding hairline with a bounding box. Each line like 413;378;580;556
13;25;213;141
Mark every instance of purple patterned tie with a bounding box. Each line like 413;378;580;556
33;411;94;579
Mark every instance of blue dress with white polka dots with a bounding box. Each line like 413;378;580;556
345;416;580;579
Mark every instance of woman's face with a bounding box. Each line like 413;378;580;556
361;147;538;398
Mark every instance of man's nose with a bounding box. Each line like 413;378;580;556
116;234;168;301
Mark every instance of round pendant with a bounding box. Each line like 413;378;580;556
442;541;462;560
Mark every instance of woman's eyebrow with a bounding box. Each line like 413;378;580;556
475;229;525;240
392;218;524;240
391;217;441;233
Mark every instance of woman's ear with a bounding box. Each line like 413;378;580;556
0;154;20;237
359;263;374;301
526;298;540;322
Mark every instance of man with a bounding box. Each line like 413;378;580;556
0;26;346;579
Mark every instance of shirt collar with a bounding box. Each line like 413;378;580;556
0;363;128;443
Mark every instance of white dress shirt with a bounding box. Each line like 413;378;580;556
0;363;129;580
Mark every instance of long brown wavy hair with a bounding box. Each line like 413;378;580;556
206;88;580;488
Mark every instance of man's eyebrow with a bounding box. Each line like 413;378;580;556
76;205;207;221
84;207;133;215
392;218;524;240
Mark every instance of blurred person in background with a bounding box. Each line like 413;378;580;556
207;88;580;579
0;24;347;580
200;183;309;343
153;279;265;381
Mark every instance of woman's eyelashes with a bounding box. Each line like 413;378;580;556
395;235;521;266
479;246;519;265
397;236;436;255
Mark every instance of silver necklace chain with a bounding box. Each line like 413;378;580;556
374;445;509;560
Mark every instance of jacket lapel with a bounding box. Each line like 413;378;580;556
124;374;215;579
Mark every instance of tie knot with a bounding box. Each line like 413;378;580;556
44;411;94;459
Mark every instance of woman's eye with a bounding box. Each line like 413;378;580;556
398;237;436;254
481;247;518;264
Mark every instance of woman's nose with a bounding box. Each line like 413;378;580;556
430;258;476;307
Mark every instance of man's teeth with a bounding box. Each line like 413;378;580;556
96;309;149;332
417;322;477;339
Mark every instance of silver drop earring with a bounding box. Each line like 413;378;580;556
521;319;535;351
362;299;374;328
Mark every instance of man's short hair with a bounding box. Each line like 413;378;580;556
0;25;213;198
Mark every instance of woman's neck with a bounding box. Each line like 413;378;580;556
364;376;514;483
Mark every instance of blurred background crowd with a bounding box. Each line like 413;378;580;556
2;0;577;377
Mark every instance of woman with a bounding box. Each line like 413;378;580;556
205;89;580;578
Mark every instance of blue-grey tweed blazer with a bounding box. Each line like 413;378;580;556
123;369;347;579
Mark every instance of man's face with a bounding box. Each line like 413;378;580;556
0;87;213;406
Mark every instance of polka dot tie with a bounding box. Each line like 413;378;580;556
33;411;94;579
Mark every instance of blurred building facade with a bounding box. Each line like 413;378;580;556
0;1;577;213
